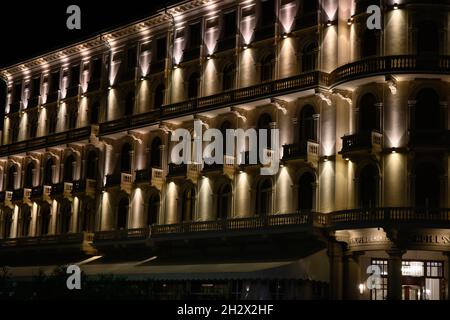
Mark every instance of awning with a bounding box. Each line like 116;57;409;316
6;250;329;282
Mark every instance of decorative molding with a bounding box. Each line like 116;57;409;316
315;90;332;106
271;98;288;115
230;108;247;123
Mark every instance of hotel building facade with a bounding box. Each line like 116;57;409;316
0;0;450;300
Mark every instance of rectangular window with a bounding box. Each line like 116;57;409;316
50;71;60;93
370;259;388;300
426;261;443;278
260;0;275;24
91;58;102;80
70;65;80;87
127;47;137;70
223;11;236;38
189;22;201;48
32;77;41;98
13;83;22;103
156;37;167;61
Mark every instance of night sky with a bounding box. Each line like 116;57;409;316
0;0;173;68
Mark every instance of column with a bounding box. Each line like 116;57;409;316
387;248;405;300
328;240;344;300
445;252;450;301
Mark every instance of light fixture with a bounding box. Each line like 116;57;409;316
242;44;249;50
359;283;365;295
173;64;180;69
107;86;112;90
206;54;213;60
327;20;332;27
81;94;85;98
281;32;290;39
391;148;397;154
345;158;350;161
393;3;399;10
347;18;353;26
140;76;145;81
324;156;329;162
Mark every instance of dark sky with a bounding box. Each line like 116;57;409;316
0;0;173;68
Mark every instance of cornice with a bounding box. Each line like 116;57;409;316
1;0;213;80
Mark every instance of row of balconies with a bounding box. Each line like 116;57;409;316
2;207;450;251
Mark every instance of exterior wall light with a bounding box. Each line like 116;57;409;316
108;86;112;90
326;20;332;27
393;3;399;10
281;32;290;39
173;64;180;69
347;18;353;26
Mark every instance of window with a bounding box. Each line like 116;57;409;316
358;93;378;134
91;58;102;81
414;162;440;208
188;72;200;99
261;55;275;82
24;162;34;189
29;110;38;138
44;158;54;185
86;150;98;180
359;164;378;208
361;30;378;57
260;0;275;25
417;21;439;55
90;101;99;124
117;198;129;230
80;201;95;233
222;64;235;91
147;194;160;226
21;206;31;237
181;186;196;222
3;211;13;239
303;0;318;13
256;179;272;216
257;113;273;149
68;104;78;129
11;117;20;143
70;65;80;88
150;137;162;168
223;11;237;38
50;71;60;94
6;166;17;191
120;143;132;173
189;23;202;48
302;42;318;72
220;121;232;156
413;89;440;131
298;172;315;212
299;105;316;142
217;183;232;219
63;155;75;182
48;109;57;134
40;206;51;236
156;37;167;61
154;84;165;109
127;47;138;70
11;82;22;112
370;259;388;300
124;91;135;116
60;203;72;234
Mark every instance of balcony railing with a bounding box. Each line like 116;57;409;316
99;71;323;136
94;228;150;243
65;85;79;99
105;175;120;188
30;186;43;199
0;126;92;157
0;232;93;249
341;131;382;154
45;91;59;104
51;183;64;197
330;55;450;87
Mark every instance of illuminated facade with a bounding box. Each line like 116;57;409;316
0;0;450;300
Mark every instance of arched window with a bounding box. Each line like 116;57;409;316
181;186;196;222
154;84;165;109
21;206;31;237
3;211;13;239
414;89;440;131
40;206;51;236
258;113;273;149
150;137;162;168
222;64;235;91
298;172;315;212
187;72;200;99
417;21;439;55
117;197;129;230
60;203;72;234
86;150;98;180
124;91;135;116
44;158;54;186
361;30;377;58
256;179;272;216
359;164;378;208
415;163;440;208
302;42;318;72
120;143;132;173
6;166;17;191
147;194;160;226
90;101;100;124
63;155;75;182
261;55;275;82
299;105;316;143
217;183;232;219
358;93;378;134
24;162;34;189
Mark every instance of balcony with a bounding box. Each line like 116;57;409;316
28;96;40;108
239;149;275;169
202;156;236;178
283;141;319;165
216;35;237;52
121;172;133;193
45;91;59;104
409;130;450;151
105;174;120;188
94;228;149;245
72;179;97;197
135;168;165;189
253;24;275;42
30;186;43;199
0;126;92;157
23;188;32;203
167;163;201;182
99;71;325;136
51;183;64;198
340;131;383;158
330;55;450;88
0;232;94;252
